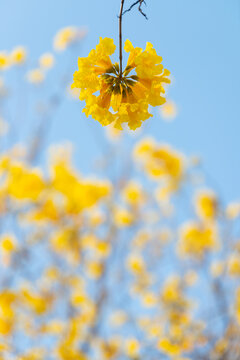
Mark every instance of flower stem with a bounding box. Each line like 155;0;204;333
119;0;125;77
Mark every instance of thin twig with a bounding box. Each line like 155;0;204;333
119;0;125;76
122;0;148;19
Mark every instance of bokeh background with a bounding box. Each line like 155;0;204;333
0;2;240;359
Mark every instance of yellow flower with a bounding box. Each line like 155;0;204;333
95;241;111;258
67;84;81;100
127;254;145;275
51;228;80;263
161;276;182;305
142;292;157;307
125;338;140;357
7;164;45;201
0;52;10;70
10;46;27;65
54;26;87;51
134;138;184;181
39;52;55;69
100;338;121;359
21;288;51;315
225;201;240;219
72;38;170;130
228;254;240;276
105;122;122;141
134;138;184;199
160;100;177;120
210;260;224;277
30;198;59;222
1;234;16;253
86;207;105;227
133;230;151;248
158;337;182;356
178;222;218;258
114;207;134;227
0;291;16;335
50;151;111;214
122;180;144;206
194;189;218;221
235;287;240;324
86;261;103;279
26;68;45;84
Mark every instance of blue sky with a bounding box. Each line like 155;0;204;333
0;0;240;202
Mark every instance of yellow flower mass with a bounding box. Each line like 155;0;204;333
10;46;27;65
178;222;218;258
72;37;170;130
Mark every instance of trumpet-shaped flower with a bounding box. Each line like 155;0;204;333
72;37;170;130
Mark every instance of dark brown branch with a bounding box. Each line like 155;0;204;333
119;0;125;76
122;0;148;19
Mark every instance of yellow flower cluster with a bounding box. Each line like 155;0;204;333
178;221;218;258
72;37;170;130
134;137;184;200
194;189;218;221
134;138;184;180
0;147;111;217
0;47;27;70
54;26;87;51
0;135;239;359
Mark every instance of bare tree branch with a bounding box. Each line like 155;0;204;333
123;0;148;19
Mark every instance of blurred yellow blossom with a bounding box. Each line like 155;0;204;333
158;337;183;356
54;26;87;51
67;84;81;99
7;164;45;201
86;261;103;279
194;189;218;221
127;254;145;275
114;207;134;227
0;291;16;335
125;338;140;357
210;260;225;277
21;288;52;315
225;201;240;219
26;68;45;84
122;180;144;206
39;52;55;69
227;254;240;276
134;138;184;181
235;288;240;324
10;46;27;65
0;51;10;70
105;122;122;141
1;234;16;253
184;271;198;287
160;100;177;120
142;291;157;307
110;310;127;327
178;222;218;258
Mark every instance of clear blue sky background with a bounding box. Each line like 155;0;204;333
0;0;240;202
